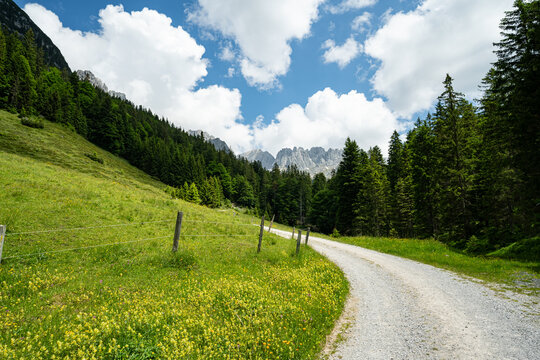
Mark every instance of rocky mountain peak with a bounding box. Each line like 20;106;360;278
76;70;127;100
187;130;232;153
241;146;342;177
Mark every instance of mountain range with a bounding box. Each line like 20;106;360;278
240;147;342;177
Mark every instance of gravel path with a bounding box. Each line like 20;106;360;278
270;228;540;359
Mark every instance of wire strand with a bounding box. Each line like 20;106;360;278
6;219;173;236
184;220;256;226
180;234;251;237
2;235;171;260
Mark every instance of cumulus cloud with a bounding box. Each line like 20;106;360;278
364;0;513;117
189;0;324;88
328;0;378;14
352;12;372;32
253;88;399;156
322;37;362;68
23;3;251;152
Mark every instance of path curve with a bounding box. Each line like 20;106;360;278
270;228;540;359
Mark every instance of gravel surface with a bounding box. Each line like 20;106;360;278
270;228;540;359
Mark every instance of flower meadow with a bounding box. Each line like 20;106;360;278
0;114;348;359
0;253;346;359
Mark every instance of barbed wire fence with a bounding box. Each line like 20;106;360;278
0;211;273;264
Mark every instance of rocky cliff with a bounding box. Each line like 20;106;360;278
241;147;342;177
187;130;232;153
0;0;70;70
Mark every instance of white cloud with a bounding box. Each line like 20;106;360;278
219;44;235;62
364;0;513;117
352;12;372;32
189;0;325;88
23;3;250;153
253;88;399;156
328;0;377;14
322;37;362;68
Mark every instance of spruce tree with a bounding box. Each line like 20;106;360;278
432;75;479;245
336;138;362;234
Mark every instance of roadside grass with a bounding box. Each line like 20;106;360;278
328;236;539;292
266;221;538;291
0;110;348;359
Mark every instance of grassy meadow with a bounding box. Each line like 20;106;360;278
0;111;348;359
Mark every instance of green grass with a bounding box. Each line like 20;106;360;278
267;219;538;292
330;235;539;292
0;110;348;359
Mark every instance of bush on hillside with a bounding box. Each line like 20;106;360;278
488;237;540;262
20;116;44;129
85;152;104;164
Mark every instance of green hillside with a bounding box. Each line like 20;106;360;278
0;111;348;359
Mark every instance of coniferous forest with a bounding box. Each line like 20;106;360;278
1;0;538;256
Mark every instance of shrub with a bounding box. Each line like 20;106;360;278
85;152;104;164
20;117;44;129
465;235;490;255
488;237;540;262
331;228;341;238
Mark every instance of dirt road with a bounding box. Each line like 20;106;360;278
270;228;540;359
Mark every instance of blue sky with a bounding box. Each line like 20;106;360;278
15;0;512;155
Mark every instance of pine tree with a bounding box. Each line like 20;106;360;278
480;0;540;241
366;146;390;237
335;138;362;234
187;183;201;204
408;117;437;238
387;130;404;236
312;173;327;196
432;75;479;245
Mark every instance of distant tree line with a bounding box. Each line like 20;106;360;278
308;0;539;253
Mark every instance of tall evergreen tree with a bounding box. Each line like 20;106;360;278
408;117;437;238
335;138;362;234
432;75;479;244
480;0;540;241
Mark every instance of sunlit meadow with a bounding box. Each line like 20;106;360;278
0;111;348;359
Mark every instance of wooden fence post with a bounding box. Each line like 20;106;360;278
172;211;183;252
305;227;310;245
267;214;275;232
257;215;265;253
291;227;295;239
296;230;302;256
0;225;5;264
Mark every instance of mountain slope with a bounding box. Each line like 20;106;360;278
0;110;347;359
0;0;70;70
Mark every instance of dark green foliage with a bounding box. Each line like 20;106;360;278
20;115;43;129
232;175;256;208
432;75;479;244
488;237;540;262
478;0;540;243
84;152;104;164
335;138;362;234
308;188;338;233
